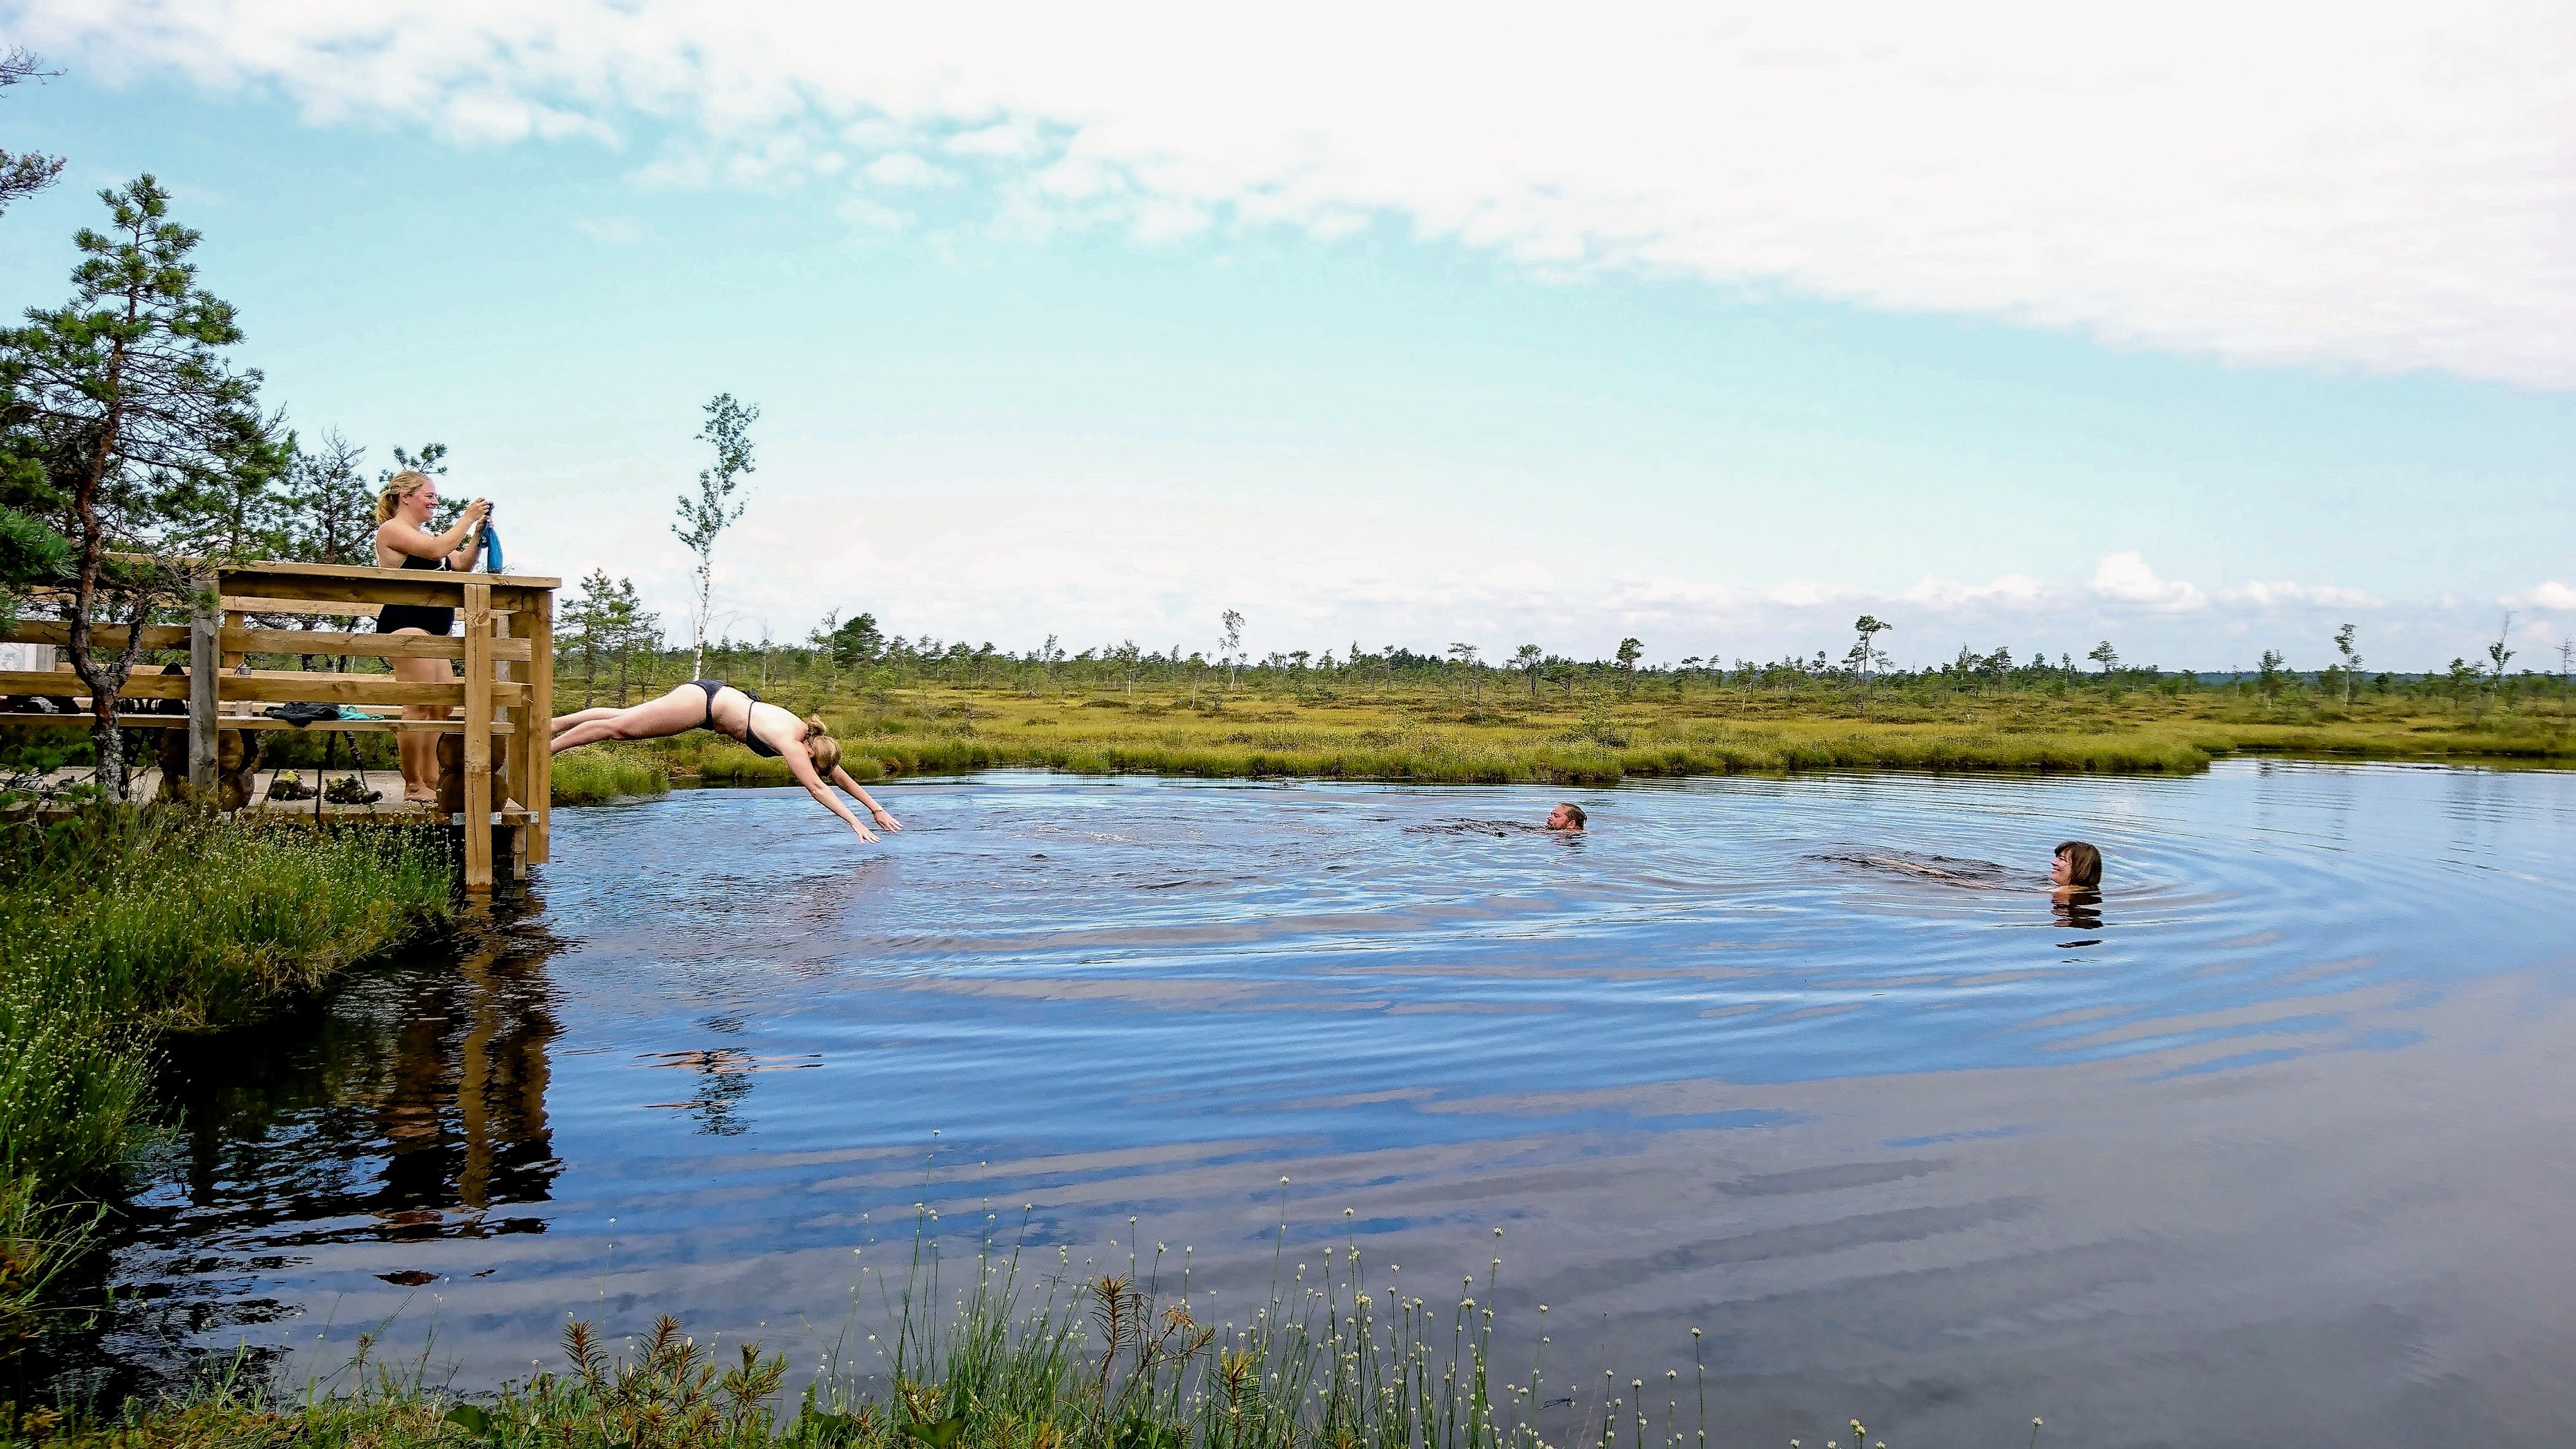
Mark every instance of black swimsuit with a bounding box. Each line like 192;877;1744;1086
691;679;782;758
373;553;455;635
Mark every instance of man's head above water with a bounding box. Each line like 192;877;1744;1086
1546;802;1587;831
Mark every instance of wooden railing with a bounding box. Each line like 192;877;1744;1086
1;560;557;890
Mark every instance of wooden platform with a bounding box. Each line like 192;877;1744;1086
9;766;534;823
4;559;557;889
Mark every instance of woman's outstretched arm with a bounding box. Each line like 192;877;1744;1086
788;747;879;841
379;499;489;566
830;766;903;833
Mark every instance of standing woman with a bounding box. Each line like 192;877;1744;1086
550;682;904;842
373;471;489;804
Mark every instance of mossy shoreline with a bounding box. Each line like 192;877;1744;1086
603;685;2576;796
0;1214;1977;1449
0;812;454;1351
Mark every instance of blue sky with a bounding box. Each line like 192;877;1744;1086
4;3;2572;670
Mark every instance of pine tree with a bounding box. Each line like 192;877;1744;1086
0;176;283;798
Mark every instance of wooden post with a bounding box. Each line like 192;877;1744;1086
188;583;219;793
219;609;245;717
498;608;527;876
526;591;553;863
461;582;494;890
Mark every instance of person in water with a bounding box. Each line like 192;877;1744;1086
2049;839;2103;897
549;682;904;842
1546;803;1587;831
372;471;490;804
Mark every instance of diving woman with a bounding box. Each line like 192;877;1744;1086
549;681;904;842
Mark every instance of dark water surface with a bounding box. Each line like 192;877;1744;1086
98;764;2576;1445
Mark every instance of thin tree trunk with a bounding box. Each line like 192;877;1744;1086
66;329;134;801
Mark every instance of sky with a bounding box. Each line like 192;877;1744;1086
2;2;2572;672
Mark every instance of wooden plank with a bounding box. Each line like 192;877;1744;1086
0;670;189;699
461;583;494;891
0;713;511;733
215;674;526;707
215;559;560;589
189;592;218;794
3;620;191;650
503;609;534;868
219;627;529;661
526;591;553;863
0;712;187;728
221;597;382;619
219;576;469;610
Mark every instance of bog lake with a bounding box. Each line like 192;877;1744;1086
77;763;2576;1445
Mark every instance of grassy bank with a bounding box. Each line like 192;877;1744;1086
2;1214;1968;1449
549;744;672;805
617;682;2575;788
0;812;452;1346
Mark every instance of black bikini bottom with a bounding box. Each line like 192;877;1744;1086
691;679;780;758
375;604;455;635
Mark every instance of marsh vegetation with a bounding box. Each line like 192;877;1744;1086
0;813;451;1348
9;1211;1941;1449
591;661;2574;792
522;602;2576;790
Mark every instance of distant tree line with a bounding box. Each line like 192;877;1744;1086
536;598;2576;722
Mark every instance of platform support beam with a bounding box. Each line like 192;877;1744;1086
461;582;494;890
187;583;218;795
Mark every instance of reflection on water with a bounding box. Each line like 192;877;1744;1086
61;905;567;1397
58;763;2576;1444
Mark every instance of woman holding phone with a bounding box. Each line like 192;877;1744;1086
372;470;488;804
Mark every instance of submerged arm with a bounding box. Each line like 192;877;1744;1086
830;766;903;833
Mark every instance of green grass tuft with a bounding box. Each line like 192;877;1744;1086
551;744;674;805
0;810;452;1349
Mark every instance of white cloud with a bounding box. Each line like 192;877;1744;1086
542;477;2417;667
1901;573;2047;610
24;1;2576;387
2220;579;2380;610
573;216;646;244
2502;581;2576;612
863;151;952;188
2089;552;2206;612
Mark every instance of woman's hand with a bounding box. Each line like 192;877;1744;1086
850;818;881;843
461;498;492;525
870;805;904;833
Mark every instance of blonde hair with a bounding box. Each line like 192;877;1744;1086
802;715;841;774
374;469;435;525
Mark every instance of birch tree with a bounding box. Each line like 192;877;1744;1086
1219;609;1244;690
672;392;757;680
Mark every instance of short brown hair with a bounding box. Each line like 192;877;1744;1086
2054;839;2102;889
1558;803;1587;827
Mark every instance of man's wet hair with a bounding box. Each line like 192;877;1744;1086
1558;803;1587;828
2054;839;2102;889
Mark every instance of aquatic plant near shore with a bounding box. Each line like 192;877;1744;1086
4;1208;2015;1448
550;743;673;805
0;811;452;1348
